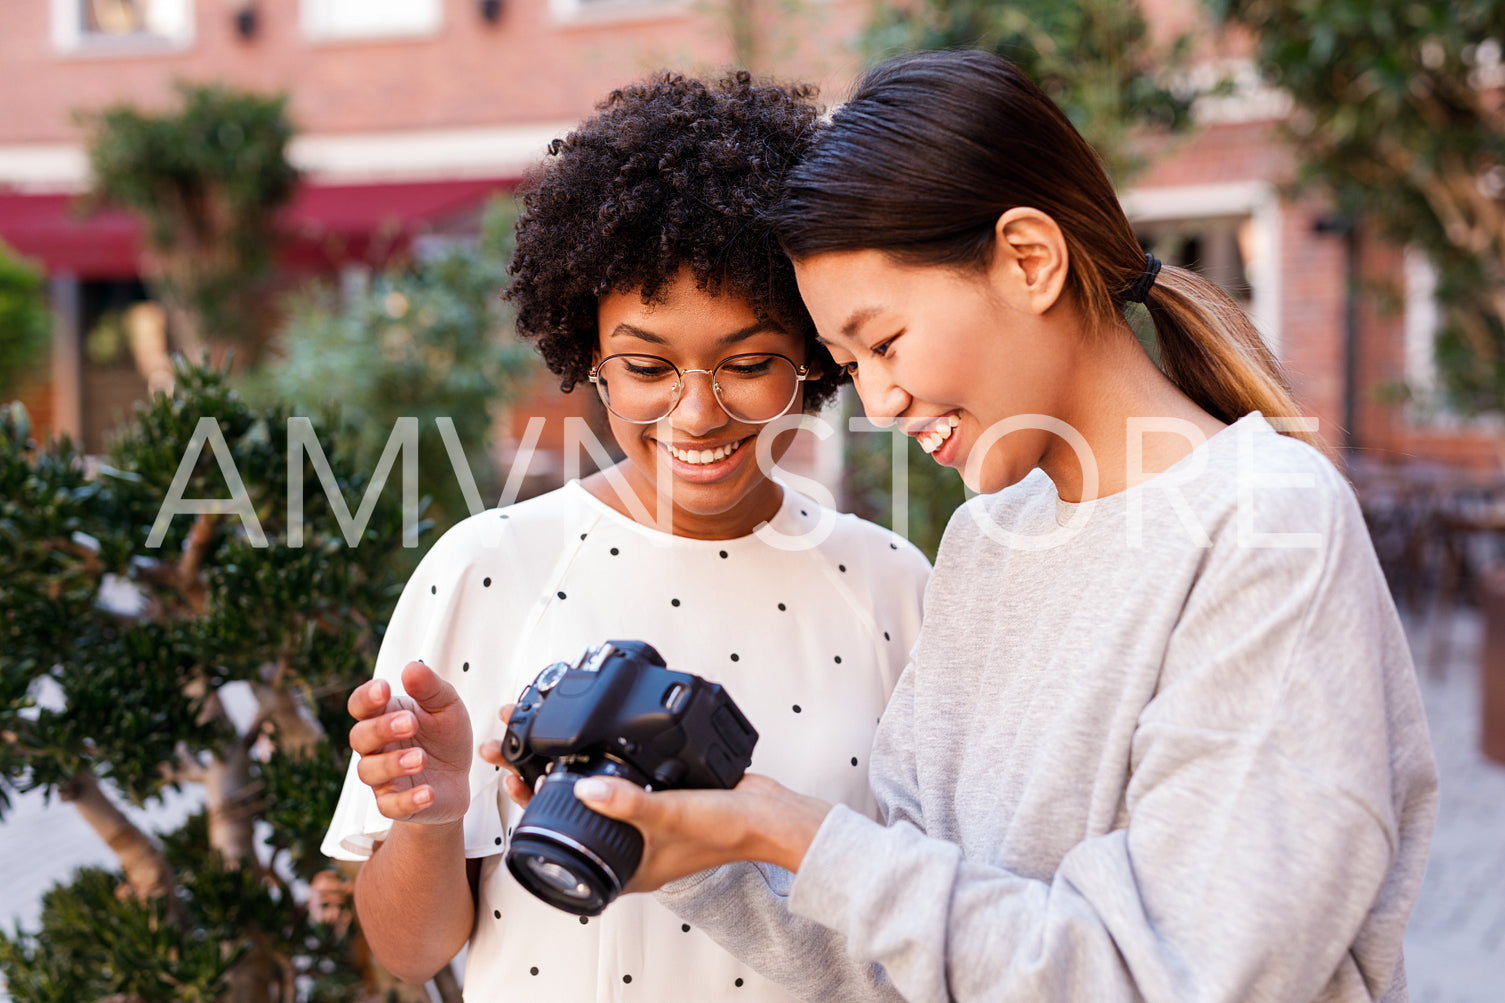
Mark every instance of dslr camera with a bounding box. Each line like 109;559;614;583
500;640;759;916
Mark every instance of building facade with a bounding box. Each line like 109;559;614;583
0;0;1487;482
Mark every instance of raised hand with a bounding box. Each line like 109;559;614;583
347;661;475;825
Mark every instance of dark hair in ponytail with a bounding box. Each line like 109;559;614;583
770;49;1319;449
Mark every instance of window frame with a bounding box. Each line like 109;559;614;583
51;0;196;55
299;0;444;43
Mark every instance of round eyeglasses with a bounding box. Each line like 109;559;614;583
588;353;809;425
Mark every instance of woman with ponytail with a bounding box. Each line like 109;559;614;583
505;50;1439;1003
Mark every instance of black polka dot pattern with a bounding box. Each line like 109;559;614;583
408;497;929;992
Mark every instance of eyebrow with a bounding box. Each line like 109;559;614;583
839;306;883;340
607;320;784;348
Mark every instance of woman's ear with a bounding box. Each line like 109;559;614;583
987;208;1069;315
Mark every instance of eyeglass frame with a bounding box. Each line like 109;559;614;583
587;351;810;425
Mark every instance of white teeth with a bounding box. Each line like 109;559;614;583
916;417;958;455
668;439;743;464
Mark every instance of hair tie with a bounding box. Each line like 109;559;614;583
1124;252;1162;303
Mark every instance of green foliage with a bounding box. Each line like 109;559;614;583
80;82;299;353
244;196;535;532
0;360;413;1000
1210;0;1505;411
0;241;51;400
0;867;232;1003
863;0;1193;184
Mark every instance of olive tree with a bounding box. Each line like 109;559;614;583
0;362;433;1002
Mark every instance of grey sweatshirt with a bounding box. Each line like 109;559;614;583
660;414;1439;1002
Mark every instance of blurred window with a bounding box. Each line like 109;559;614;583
1134;216;1254;307
53;0;194;51
301;0;442;41
549;0;684;24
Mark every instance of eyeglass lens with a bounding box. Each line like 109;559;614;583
595;354;801;424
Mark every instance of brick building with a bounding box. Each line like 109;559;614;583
0;0;1492;488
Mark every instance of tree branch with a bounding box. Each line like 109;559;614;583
58;770;187;926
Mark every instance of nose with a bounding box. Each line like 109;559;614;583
853;368;909;429
670;369;729;436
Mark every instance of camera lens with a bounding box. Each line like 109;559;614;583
521;856;595;900
504;771;645;916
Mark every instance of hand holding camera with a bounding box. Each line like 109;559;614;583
493;640;759;916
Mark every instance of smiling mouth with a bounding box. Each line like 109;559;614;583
661;436;750;465
913;416;959;455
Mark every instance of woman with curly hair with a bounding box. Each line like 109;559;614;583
320;72;928;1001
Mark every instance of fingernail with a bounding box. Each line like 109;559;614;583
393;713;415;736
400;749;422;769
574;778;609;803
414;787;433;806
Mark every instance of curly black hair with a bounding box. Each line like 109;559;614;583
505;70;844;410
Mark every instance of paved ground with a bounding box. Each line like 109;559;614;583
1399;607;1505;1002
2;609;1503;1000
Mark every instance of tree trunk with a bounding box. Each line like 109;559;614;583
253;680;323;755
60;770;178;911
432;963;463;1003
204;743;258;867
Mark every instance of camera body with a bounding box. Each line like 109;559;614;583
500;640;758;915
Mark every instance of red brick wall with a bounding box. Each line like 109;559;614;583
11;376;54;437
0;0;866;146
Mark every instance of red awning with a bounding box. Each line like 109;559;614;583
0;177;516;278
0;191;139;276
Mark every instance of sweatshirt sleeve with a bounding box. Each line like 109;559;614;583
651;590;927;1002
784;470;1436;1003
656;861;905;1002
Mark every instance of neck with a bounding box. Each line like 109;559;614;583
1041;323;1226;503
581;464;786;540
